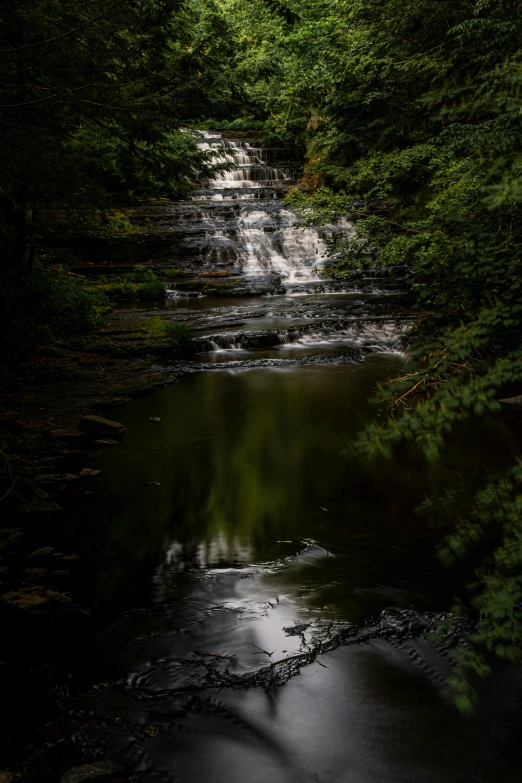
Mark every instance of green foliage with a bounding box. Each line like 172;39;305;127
136;280;168;300
32;265;109;334
125;265;158;284
164;321;194;349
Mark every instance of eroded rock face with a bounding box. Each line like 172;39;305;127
79;415;126;437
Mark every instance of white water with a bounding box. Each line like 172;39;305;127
194;130;351;283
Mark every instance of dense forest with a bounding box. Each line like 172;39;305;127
2;0;522;722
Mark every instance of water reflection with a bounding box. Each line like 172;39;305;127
62;353;522;783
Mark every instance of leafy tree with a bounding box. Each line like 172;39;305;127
0;0;239;271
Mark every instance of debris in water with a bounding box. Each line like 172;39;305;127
144;481;161;486
149;417;161;423
144;726;159;737
320;507;328;512
251;643;276;657
283;624;311;637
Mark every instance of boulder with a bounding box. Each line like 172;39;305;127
60;759;122;783
0;770;14;783
79;415;126;437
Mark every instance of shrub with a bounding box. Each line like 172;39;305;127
164;321;193;350
136;280;167;300
32;264;109;334
125;264;157;283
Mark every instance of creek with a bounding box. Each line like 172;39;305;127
59;132;522;782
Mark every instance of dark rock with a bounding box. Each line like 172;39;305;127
1;585;71;613
22;567;48;579
26;547;55;559
79;415;126;437
60;759;122;783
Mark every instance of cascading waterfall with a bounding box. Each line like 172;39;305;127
191;130;350;285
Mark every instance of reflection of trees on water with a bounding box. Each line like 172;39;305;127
82;361;517;605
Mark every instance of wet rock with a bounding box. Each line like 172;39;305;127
94;439;117;446
35;474;62;483
107;396;132;406
26;547;55;559
52;553;79;561
499;394;522;410
50;430;87;441
1;585;71;613
22;567;48;579
79;468;101;477
60;759;122;783
79;415;126;438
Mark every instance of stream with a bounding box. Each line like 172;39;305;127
59;132;522;782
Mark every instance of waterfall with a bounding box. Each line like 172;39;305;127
190;130;350;286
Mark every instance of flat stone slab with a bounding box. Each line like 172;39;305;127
499;395;522;410
79;415;126;437
50;430;87;441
